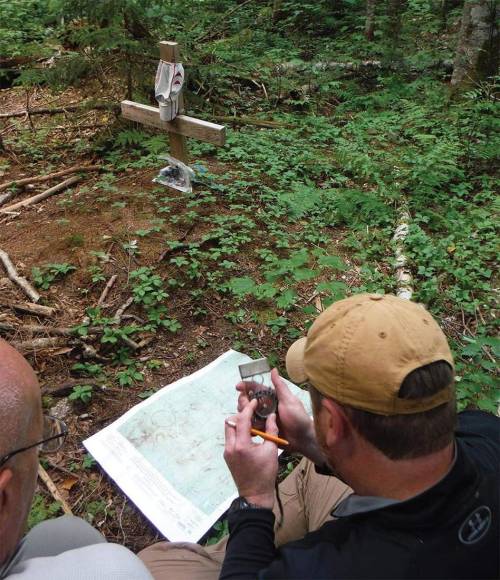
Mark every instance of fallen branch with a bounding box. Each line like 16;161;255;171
276;59;454;76
82;274;118;325
0;164;101;193
7;302;56;318
42;378;103;397
0;175;80;213
0;101;119;120
80;342;106;361
97;274;118;307
12;337;67;353
0;323;99;336
114;297;134;323
38;464;73;515
119;335;140;351
0;322;140;351
0;249;41;302
213;115;293;129
277;60;382;73
0;191;16;207
36;123;108;132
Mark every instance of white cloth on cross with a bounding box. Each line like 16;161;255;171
155;61;185;122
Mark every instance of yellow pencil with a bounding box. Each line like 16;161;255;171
225;420;289;447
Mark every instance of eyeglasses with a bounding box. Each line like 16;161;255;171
0;415;68;469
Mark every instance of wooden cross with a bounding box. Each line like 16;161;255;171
121;41;226;165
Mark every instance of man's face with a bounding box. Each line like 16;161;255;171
0;404;42;564
310;388;345;481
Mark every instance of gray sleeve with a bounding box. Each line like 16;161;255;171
6;543;153;580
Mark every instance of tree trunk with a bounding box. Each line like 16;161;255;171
451;0;499;90
386;0;406;44
272;0;284;22
365;0;377;40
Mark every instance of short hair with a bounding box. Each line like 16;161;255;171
309;361;456;460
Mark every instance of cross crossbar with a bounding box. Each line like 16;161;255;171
121;100;226;147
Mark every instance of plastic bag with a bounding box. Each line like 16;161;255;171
153;155;194;193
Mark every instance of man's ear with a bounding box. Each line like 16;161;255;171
320;398;351;448
0;468;13;515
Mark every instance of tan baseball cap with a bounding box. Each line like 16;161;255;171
286;293;454;415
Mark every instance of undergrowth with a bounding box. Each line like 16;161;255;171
2;0;498;532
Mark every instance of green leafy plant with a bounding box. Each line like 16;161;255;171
87;265;106;283
69;384;93;404
28;494;62;530
116;363;144;387
204;519;229;546
130;267;168;306
32;263;76;290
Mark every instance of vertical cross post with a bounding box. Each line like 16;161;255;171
159;41;188;163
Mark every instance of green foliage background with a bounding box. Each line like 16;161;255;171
1;0;498;413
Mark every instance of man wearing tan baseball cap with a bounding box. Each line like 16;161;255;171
140;294;499;580
217;294;499;579
286;293;455;415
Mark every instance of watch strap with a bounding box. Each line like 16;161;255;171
229;496;265;513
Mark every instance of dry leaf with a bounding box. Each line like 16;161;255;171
61;476;79;491
50;347;74;356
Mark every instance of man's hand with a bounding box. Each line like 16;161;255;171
237;369;326;465
224;399;278;509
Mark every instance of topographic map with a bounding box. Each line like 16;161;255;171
85;350;311;541
117;351;242;515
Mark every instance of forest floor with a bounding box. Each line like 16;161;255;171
0;44;497;551
0;81;362;550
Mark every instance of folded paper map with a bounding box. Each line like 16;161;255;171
84;350;311;543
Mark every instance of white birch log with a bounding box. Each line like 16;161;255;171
392;207;413;300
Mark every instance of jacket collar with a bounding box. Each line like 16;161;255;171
331;441;477;526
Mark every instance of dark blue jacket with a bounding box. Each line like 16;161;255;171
220;411;500;579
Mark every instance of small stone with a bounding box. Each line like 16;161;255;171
49;399;72;421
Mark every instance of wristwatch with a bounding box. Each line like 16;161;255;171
228;496;265;513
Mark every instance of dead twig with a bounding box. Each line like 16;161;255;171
82;274;119;325
97;274;118;307
0;191;17;207
0;165;101;193
0;175;81;214
114;297;134;323
38;464;73;515
0;322;140;351
42;378;107;397
12;337;68;353
213;115;292;129
0;249;41;303
6;302;56;318
0;322;100;336
0;101;119;120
